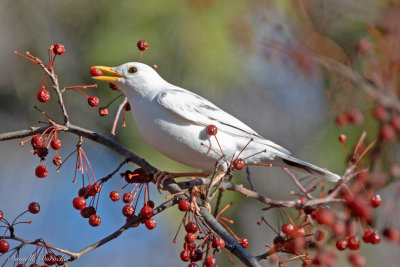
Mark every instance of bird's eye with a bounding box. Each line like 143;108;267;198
128;66;137;74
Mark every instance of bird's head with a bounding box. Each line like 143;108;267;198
91;62;167;99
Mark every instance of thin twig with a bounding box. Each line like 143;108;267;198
282;168;314;199
246;166;255;191
110;97;128;138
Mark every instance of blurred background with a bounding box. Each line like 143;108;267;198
0;0;399;266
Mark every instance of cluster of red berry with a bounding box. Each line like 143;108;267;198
175;198;248;267
336;109;364;127
177;199;218;267
0;203;68;267
106;169;155;229
73;183;102;227
19;127;63;179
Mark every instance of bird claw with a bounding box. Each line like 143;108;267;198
153;171;174;194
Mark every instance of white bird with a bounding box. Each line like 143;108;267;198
92;62;341;190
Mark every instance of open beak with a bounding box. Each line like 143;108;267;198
91;66;124;82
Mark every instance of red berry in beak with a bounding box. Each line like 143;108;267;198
90;67;103;77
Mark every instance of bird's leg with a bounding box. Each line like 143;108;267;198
207;171;227;190
153;171;210;193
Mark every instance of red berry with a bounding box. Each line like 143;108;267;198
126;215;139;228
139;205;153;219
146;200;155;208
44;252;57;266
0;210;3;220
50;139;62;150
16;264;26;267
348;252;365;267
380;124;396;141
283;236;306;253
80;206;96;218
137;40;148;51
372;105;387;121
204;256;216;267
336;114;348;126
122;205;135;217
362;230;372;243
88;96;99;107
336;239;348;250
72;197;86;210
89;214;101;227
109;191;120;202
390;116;400;131
180;250;190;262
35;165;48;178
90;67;103;77
31;136;45;149
123;193;133;203
273;235;285;246
28;202;40;214
369;232;381;244
358;39;371;55
37;89;50;102
314;230;325;241
109;83;119;91
125;168;147;183
370;194;382;207
78;187;90;199
35;147;48;159
383;227;400;242
206;125;217;136
188;263;199;267
238;237;249;248
282;223;294;234
178;199;191;212
233;158;245;170
190;249;203;262
53;44;65;55
56;255;64;266
347;236;360;250
53;156;62;166
346;109;364;124
145;218;156;230
185;233;196;243
184;241;196;251
212;237;225;249
0;239;10;253
304;205;314;215
88;183;101;196
316;208;334;226
185;222;198;233
338;134;346;143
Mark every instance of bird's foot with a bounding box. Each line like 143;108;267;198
206;171;227;190
153;171;175;194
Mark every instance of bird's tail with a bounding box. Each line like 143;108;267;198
272;153;341;182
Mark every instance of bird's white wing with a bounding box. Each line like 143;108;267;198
156;89;290;154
